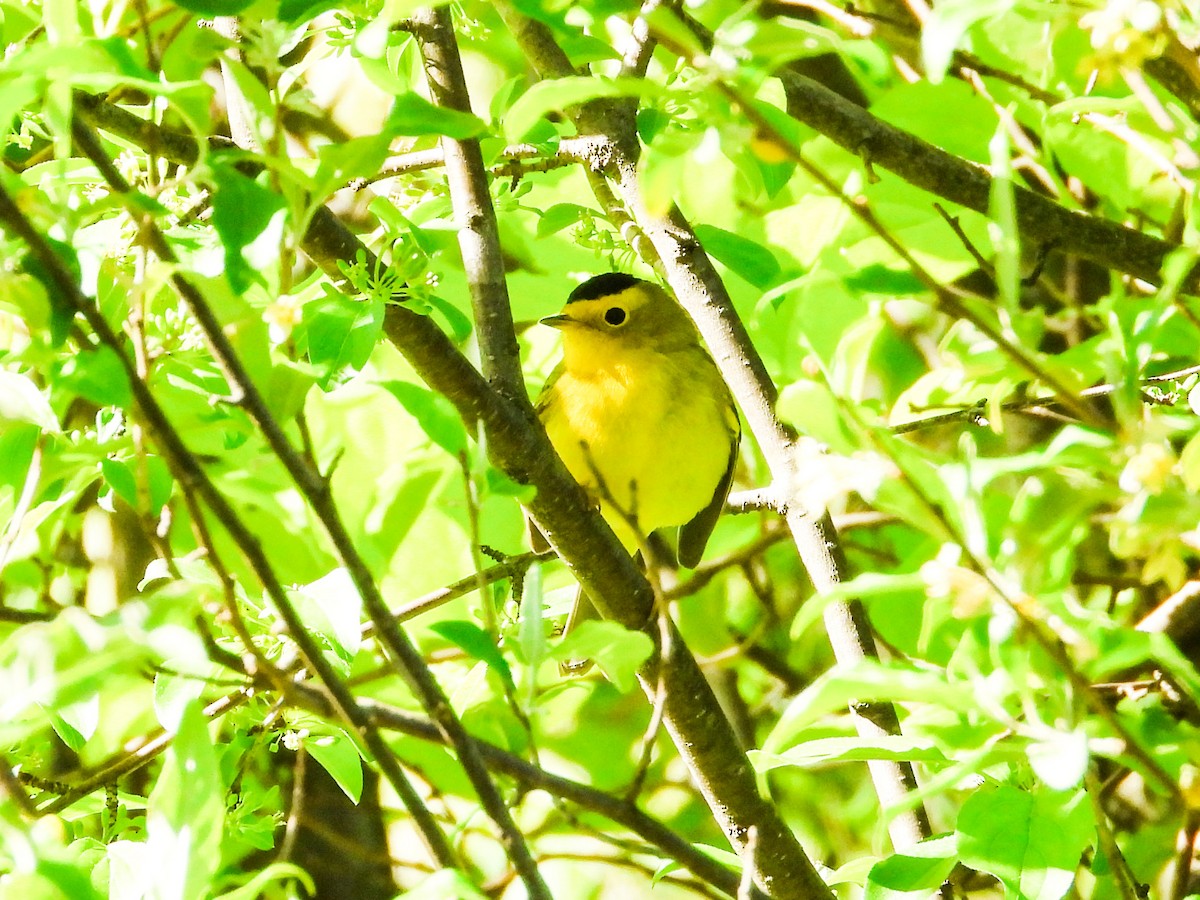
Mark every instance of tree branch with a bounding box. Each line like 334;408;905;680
287;684;772;900
491;0;938;863
69;109;560;886
74;71;831;900
412;6;526;401
774;68;1193;288
13;129;458;869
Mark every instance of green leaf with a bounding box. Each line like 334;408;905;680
431;620;514;689
380;380;469;456
312;133;394;201
763;657;977;755
305;727;365;803
751;735;948;771
537;203;591;237
642;5;706;59
291;569;364;666
218;57;275;144
100;457;136;510
302;292;385;389
278;0;341;24
384;92;488;139
55;347;131;409
518;563;547;703
154;667;208;732
214;863;316;900
552;621;653;692
0;371;59;432
866;835;957;899
355;0;427;58
210;165;288;295
504;76;655;142
44;694;98;752
869;80;998;163
426;294;474;343
956;785;1092;900
921;0;1016;83
146;701;224;900
694;224;780;290
720;14;842;68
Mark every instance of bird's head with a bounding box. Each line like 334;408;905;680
541;274;698;366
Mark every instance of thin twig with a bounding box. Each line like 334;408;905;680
71;114;462;867
295;686;772;900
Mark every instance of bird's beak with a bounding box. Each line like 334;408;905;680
539;314;574;329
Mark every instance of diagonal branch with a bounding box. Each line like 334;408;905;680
0;181;457;867
71;81;831;900
287;685;772;900
491;0;938;864
69;110;551;895
774;68;1192;289
412;7;525;400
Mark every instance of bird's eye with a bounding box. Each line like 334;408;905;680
604;307;627;326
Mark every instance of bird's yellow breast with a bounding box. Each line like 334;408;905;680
539;340;733;551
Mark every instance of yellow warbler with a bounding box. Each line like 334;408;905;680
533;273;740;668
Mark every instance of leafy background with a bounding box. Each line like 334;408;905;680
3;0;1200;898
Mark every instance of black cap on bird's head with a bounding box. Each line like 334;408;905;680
566;272;642;304
545;272;699;350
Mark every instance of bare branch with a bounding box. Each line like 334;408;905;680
24;124;459;869
412;6;527;402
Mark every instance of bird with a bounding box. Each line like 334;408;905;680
532;273;741;670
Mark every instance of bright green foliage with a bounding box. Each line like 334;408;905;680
2;0;1200;898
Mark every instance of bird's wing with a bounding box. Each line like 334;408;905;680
533;364;564;418
678;403;740;569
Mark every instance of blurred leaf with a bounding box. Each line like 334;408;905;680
385;92;489;139
751;735;948;771
312;133;394;200
504;76;656;141
214;863;316;900
921;0;1016;83
518;562;546;703
718;15;843;68
305;727;365;803
431;620;514;689
172;0;255;14
870;80;998;163
652;844;740;886
988;115;1019;308
1026;730;1088;791
0;371;59;432
210;165;288;295
380;380;469;456
694;224;780;289
957;785;1091;900
764;657;977;755
302;292;385;389
538;203;591;237
290;569;364;667
553;621;652;692
396;869;490;900
55;347;131;409
146;701;224;900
